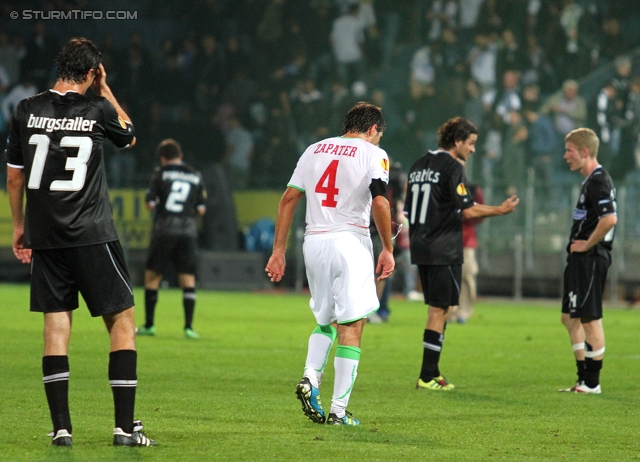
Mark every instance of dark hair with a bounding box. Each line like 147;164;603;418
156;138;183;160
54;37;102;84
437;117;478;150
342;102;386;135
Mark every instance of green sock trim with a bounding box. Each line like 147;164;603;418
336;345;361;361
313;324;337;342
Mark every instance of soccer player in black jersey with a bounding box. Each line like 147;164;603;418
559;128;616;394
137;139;207;339
405;117;519;390
4;38;155;447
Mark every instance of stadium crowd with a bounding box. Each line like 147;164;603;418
1;0;640;194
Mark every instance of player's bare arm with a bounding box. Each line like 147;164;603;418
7;166;32;264
265;187;304;282
462;195;519;219
90;64;136;147
371;195;395;281
570;214;617;253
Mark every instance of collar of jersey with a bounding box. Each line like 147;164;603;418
49;89;81;96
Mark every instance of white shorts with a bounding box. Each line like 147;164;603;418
303;231;379;325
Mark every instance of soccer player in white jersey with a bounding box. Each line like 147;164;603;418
265;102;395;426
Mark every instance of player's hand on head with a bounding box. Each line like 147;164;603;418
265;252;286;283
91;63;108;95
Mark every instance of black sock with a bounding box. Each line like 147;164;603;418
43;356;72;434
576;360;586;383
109;350;137;433
585;359;602;388
433;323;447;377
183;287;196;329
144;289;158;328
420;329;443;382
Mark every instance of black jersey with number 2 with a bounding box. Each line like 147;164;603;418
146;163;206;238
3;90;134;249
404;150;474;265
568;166;616;256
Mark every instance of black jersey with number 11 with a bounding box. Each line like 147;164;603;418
3;90;135;249
404;150;474;265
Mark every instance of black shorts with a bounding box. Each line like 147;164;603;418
418;264;462;308
146;234;198;275
31;241;135;317
562;251;610;319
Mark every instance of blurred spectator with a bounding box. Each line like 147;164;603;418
468;30;498;92
330;4;366;87
484;70;522;132
290;78;327;152
625;77;640;171
0;32;25;86
1;72;37;123
223;116;254;190
475;0;503;34
593;81;625;179
21;21;57;91
500;109;528;198
495;29;528;78
522;84;558;209
196;34;226;93
409;45;436;98
521;34;557;95
434;27;467;112
458;0;484;42
540;79;587;139
449;178;485;324
422;0;458;43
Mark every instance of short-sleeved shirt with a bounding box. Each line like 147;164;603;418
3;89;135;249
146;162;207;238
404;150;474;265
567;166;616;257
288;136;390;236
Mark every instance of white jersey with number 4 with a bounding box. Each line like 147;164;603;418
288;136;390;236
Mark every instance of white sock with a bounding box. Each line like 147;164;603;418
330;345;361;417
303;325;336;388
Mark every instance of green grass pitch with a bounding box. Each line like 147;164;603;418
1;284;639;461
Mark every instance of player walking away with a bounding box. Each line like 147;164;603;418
137;139;207;339
265;102;395;426
405;117;518;391
4;38;155;446
559;128;616;394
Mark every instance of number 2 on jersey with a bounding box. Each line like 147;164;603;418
315;159;339;207
166;180;192;212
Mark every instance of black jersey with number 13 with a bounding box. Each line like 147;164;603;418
404;150;474;266
3;90;135;249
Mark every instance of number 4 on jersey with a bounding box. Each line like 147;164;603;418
315;159;340;207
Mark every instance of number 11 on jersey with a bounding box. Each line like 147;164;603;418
315;159;340;208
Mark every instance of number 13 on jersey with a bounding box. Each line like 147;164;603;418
315;159;340;208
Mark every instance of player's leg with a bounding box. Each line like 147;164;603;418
328;318;366;426
416;265;459;390
31;249;77;446
559;313;586;390
296;234;335;423
103;308;155;446
559;256;587;390
139;270;162;335
326;233;378;425
43;311;74;446
178;273;198;338
177;236;199;338
580;318;605;392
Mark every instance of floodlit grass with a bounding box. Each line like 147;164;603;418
1;284;639;461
